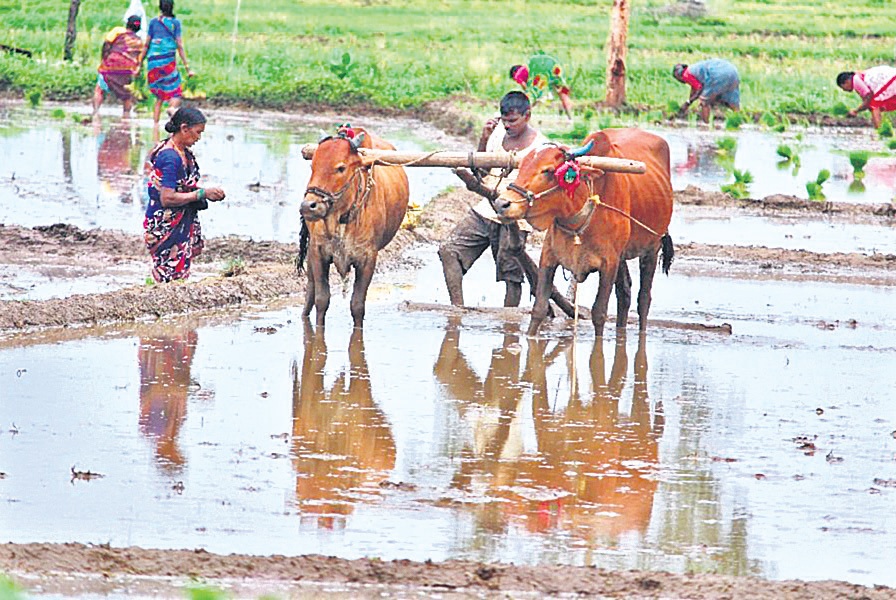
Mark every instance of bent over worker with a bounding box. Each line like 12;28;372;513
91;15;144;120
837;66;896;129
510;52;573;120
673;58;740;123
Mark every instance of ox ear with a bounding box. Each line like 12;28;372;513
349;131;366;152
565;138;595;160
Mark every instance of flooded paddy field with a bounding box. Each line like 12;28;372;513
1;103;895;598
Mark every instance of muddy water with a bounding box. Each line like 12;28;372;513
1;259;895;588
672;206;896;255
3;105;896;252
661;127;896;204
0;104;462;242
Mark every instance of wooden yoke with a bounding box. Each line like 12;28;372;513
300;145;647;174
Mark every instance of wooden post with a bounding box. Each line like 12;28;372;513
63;0;81;62
605;0;630;108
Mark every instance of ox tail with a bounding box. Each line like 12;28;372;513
296;217;309;276
661;233;674;275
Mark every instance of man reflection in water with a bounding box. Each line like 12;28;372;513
138;327;199;473
520;335;663;539
433;318;527;532
291;324;396;529
434;324;663;541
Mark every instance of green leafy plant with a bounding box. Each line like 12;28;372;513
724;110;745;130
760;112;777;127
26;89;41;108
848;179;866;194
328;50;356;79
51;108;65;119
776;144;793;160
849;150;869;178
887;139;896;150
832;102;850;116
720;168;753;199
0;574;24;600
221;257;246;277
186;584;229;600
878;118;893;138
716;136;737;155
806;169;830;201
666;100;681;115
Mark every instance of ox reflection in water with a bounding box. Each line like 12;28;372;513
495;129;674;337
298;126;410;328
291;324;396;529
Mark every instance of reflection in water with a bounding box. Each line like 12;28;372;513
673;141;726;180
96;121;142;202
138;328;199;473
519;335;663;542
291;323;396;529
434;320;663;546
434;319;526;535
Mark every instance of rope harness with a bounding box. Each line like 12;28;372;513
303;164;376;225
504;177;661;245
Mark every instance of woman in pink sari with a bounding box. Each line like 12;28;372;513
838;66;896;128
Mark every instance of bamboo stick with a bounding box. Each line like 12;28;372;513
300;145;646;174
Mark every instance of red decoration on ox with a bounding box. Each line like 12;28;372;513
554;160;581;198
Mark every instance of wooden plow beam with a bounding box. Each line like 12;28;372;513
300;145;647;174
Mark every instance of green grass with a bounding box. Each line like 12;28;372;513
1;0;894;116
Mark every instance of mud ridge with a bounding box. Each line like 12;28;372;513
0;265;304;331
676;185;896;219
0;542;891;600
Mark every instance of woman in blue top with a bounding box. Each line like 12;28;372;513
144;108;225;283
137;0;195;127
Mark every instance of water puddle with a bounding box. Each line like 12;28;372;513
660;127;896;204
0;103;463;242
1;262;895;587
672;206;896;255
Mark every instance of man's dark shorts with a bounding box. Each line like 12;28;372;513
440;209;528;283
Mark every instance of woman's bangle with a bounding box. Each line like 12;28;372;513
196;188;205;202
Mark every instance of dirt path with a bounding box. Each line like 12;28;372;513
0;542;891;600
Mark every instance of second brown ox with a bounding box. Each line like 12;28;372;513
298;127;410;327
494;128;674;337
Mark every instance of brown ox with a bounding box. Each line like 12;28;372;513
494;128;674;337
298;127;409;327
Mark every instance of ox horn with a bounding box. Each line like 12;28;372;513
349;131;366;151
565;139;595;159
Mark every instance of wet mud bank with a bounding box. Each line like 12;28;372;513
2;187;896;331
1;542;892;600
676;186;896;221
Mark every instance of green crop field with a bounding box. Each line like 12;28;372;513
0;0;894;118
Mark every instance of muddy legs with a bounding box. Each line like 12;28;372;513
615;261;632;329
591;263;618;339
438;245;466;306
637;252;659;332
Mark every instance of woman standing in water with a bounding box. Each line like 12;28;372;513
144;107;225;283
138;0;195;129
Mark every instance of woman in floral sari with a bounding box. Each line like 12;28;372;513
144;107;225;283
